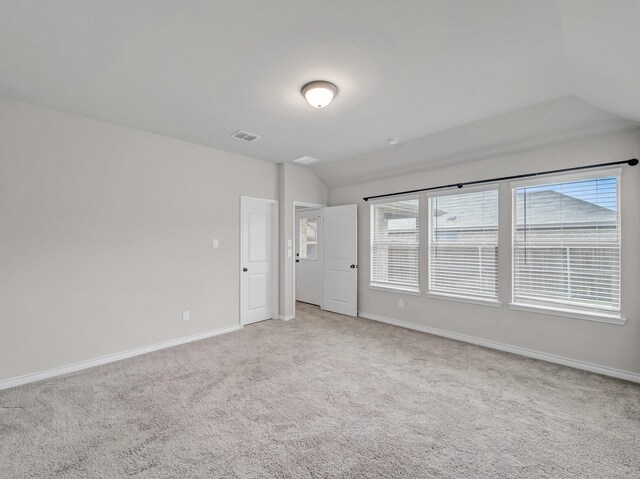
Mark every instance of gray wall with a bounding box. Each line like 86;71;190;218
329;130;640;375
0;97;283;382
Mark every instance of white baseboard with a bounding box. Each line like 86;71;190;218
0;324;241;391
278;314;295;321
358;312;640;383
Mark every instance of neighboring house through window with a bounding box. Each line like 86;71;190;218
370;198;419;292
366;168;623;322
427;187;499;302
512;172;620;318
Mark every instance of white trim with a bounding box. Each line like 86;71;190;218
358;312;640;383
0;324;240;391
293;201;327;209
427;187;500;300
509;172;622;321
508;302;626;325
426;292;502;307
369;197;421;293
425;182;500;198
240;196;279;326
369;284;421;296
278;314;296;321
509;166;622;189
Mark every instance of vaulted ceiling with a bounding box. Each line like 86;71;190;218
1;1;638;187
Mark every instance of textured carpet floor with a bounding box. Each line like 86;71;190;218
1;303;639;478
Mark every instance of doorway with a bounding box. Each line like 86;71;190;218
240;196;278;326
295;207;323;306
292;202;358;318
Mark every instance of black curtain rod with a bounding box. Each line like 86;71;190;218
363;158;638;202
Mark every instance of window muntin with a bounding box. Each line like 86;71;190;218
370;198;419;291
299;217;318;260
512;175;620;316
428;188;499;300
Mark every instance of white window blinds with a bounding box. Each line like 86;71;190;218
428;188;499;300
370;198;419;291
513;174;620;316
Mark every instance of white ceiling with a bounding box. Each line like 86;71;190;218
315;96;638;188
0;1;638;180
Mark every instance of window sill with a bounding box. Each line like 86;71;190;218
426;292;502;308
369;284;421;296
508;302;626;325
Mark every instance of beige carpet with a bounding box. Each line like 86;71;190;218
1;303;639;478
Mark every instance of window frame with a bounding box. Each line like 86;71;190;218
426;183;501;304
509;167;625;324
369;194;421;294
298;215;319;261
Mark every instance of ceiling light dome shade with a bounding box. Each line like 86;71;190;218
301;81;338;108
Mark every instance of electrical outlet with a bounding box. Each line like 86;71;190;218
398;299;404;308
182;311;190;321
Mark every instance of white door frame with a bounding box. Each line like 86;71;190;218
292;201;325;317
240;196;279;328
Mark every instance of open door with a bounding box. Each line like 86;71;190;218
323;204;358;316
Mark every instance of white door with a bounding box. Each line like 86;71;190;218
241;197;274;325
323;204;358;316
295;208;322;306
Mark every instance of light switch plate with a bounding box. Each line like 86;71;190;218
288;239;292;247
288;249;292;258
212;239;219;248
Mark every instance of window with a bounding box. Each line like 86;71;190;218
512;173;620;317
299;217;318;260
428;187;499;301
370;198;419;291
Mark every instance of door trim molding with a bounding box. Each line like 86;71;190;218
292;201;326;318
240;196;279;327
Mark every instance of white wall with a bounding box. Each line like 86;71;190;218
278;164;329;319
0;97;280;382
329;131;640;375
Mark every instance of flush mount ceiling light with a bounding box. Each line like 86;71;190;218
301;80;338;108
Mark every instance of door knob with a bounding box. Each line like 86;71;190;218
295;260;300;263
242;267;248;272
350;264;356;269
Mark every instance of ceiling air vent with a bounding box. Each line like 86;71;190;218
292;155;320;165
231;130;261;142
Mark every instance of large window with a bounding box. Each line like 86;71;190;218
428;187;499;301
370;198;419;291
512;173;620;317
